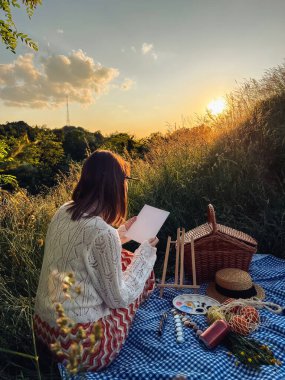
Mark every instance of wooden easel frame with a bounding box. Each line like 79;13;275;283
158;228;200;297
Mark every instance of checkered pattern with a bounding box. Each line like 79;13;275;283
59;254;285;380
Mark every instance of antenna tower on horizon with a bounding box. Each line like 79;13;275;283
66;95;70;126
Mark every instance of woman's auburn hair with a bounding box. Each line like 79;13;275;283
67;150;130;226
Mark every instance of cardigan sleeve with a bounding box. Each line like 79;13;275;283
83;228;157;309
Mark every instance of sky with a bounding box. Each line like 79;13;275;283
0;0;285;137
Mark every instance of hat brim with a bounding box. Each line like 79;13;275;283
206;282;265;303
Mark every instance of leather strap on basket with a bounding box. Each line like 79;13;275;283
207;204;217;233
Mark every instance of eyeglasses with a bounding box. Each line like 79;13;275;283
125;176;140;181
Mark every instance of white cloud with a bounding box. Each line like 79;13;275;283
131;46;137;53
0;50;119;108
120;78;135;91
56;29;64;34
141;42;158;60
142;43;154;55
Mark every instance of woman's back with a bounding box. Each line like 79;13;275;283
35;201;119;325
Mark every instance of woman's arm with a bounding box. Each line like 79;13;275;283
83;228;157;309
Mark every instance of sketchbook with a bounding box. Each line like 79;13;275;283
125;204;170;244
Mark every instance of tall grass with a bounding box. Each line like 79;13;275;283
128;65;285;258
0;165;81;379
0;63;285;378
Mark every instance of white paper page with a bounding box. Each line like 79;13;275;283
125;205;170;244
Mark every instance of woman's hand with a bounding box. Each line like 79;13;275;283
148;237;159;247
118;216;137;244
124;216;137;231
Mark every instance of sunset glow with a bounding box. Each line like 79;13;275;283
207;98;227;116
1;1;285;136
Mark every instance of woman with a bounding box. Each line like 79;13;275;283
34;150;158;371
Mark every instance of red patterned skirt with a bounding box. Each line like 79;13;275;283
34;249;155;371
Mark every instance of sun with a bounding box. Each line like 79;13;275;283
207;97;227;116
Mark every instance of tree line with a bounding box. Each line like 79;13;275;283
0;121;150;194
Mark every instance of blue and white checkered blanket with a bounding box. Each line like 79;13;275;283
59;255;285;380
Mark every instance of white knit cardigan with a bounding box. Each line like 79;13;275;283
34;202;157;326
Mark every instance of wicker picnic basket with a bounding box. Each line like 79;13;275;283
184;204;257;284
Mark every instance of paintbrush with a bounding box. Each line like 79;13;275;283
157;311;168;336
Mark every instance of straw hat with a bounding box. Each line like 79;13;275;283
206;268;265;303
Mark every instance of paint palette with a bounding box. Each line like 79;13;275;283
172;294;220;315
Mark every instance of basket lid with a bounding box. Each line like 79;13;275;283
184;204;257;246
184;223;213;242
216;223;257;246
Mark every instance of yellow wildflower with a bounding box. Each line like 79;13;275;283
37;239;44;247
70;343;79;354
56;317;68;327
55;303;64;313
74;286;81;295
89;334;96;345
69;368;78;375
67;272;75;284
50;342;61;352
94;326;103;339
77;326;87;340
56;350;65;358
62;283;69;291
63;277;71;285
61;327;71;335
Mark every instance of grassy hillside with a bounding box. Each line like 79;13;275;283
0;63;284;378
128;93;285;258
126;65;285;259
